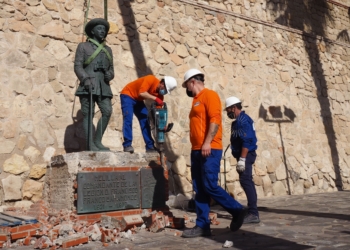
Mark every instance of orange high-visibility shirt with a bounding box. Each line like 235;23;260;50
120;75;163;101
189;88;223;150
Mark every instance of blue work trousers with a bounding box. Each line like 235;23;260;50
237;151;258;217
120;94;154;150
191;149;243;230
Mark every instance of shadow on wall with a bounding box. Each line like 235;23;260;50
64;109;85;153
117;0;152;77
259;104;296;195
115;0;179;166
268;0;344;190
336;8;350;43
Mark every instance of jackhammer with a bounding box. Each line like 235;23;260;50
149;102;173;166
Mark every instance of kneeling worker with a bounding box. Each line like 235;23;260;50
120;75;177;153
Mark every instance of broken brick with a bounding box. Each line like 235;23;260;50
149;217;166;233
121;215;144;231
11;230;38;240
62;235;89;248
0;233;9;242
9;223;42;234
23;236;32;246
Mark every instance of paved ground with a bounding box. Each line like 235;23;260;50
15;191;350;250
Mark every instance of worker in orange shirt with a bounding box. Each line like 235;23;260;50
120;75;177;153
181;69;246;238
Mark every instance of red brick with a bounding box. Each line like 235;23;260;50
149;218;165;232
101;231;109;243
95;167;114;172
112;167;131;172
12;229;38;240
62;236;89;248
122;209;142;216
105;211;123;217
23;236;32;246
76;215;87;221
0;241;5;248
86;214;102;220
121;215;143;230
82;167;94;171
9;223;41;233
0;227;11;234
0;233;9;242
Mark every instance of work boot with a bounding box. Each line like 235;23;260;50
181;226;211;238
124;146;134;153
243;213;260;224
95;116;111;151
230;207;247;232
146;147;158;153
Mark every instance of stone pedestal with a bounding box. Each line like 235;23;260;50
44;152;168;214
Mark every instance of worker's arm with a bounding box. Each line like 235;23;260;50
202;123;219;157
139;91;157;101
240;147;248;158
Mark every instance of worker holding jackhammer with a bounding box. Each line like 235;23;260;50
181;69;246;238
225;96;260;224
120;75;177;154
74;18;114;151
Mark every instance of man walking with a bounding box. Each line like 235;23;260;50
120;75;177;153
225;96;260;224
74;18;114;151
181;69;246;238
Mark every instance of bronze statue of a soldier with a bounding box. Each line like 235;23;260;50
74;18;114;151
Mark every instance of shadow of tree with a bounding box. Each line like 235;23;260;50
268;0;343;190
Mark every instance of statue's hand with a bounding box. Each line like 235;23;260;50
84;78;95;91
104;71;113;82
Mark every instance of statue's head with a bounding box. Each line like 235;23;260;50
85;18;110;40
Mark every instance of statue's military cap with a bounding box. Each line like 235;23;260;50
85;18;110;38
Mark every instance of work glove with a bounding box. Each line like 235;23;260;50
155;97;164;106
236;157;246;173
84;79;95;91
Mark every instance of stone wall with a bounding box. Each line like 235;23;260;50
189;0;350;41
0;0;349;207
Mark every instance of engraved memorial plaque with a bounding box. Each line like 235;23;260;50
49;165;73;210
141;168;166;209
77;171;140;214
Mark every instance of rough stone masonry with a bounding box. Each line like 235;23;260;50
0;0;350;209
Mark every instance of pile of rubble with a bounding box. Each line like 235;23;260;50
0;201;187;249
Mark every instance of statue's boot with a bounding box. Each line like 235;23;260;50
83;116;100;151
94;116;110;151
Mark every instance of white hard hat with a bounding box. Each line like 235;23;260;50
225;96;241;109
164;76;177;93
182;69;204;88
